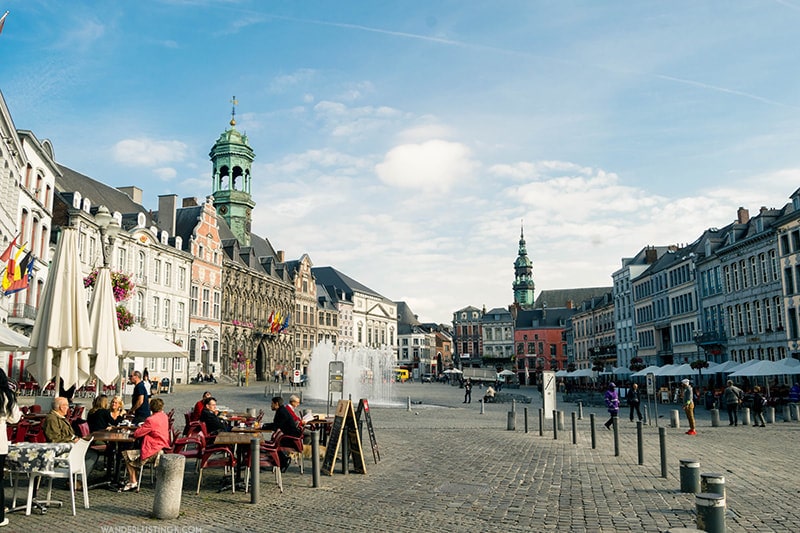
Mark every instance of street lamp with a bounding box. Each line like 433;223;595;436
94;205;121;267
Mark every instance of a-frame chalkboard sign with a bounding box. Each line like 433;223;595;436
356;398;380;464
320;399;367;476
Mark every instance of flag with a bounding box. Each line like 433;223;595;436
267;310;274;326
0;11;8;35
4;252;33;295
0;234;17;263
271;311;281;333
2;245;25;293
279;313;291;333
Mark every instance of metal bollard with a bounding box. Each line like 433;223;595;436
636;421;643;465
578;401;583;420
792;404;800;422
538;408;544;436
642;404;648;425
696;492;726;533
613;416;620;457
679;458;701;493
557;410;565;431
783;404;792;422
710;408;720;427
571;412;577;444
480;399;485;415
553;410;558;440
512;399;516;414
741;407;751;426
250;438;260;504
311;430;321;488
670;409;680;428
766;406;775;424
659;427;667;478
590;413;596;450
524;407;528;433
507;410;516;431
701;472;726;498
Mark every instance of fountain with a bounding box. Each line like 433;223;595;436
306;341;399;406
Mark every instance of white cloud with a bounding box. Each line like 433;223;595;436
269;69;317;93
312;100;407;139
154;167;177;181
375;140;477;192
112;138;189;167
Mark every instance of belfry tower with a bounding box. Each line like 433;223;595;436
210;96;256;246
512;223;535;309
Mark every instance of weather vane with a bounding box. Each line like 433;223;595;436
230;96;238;126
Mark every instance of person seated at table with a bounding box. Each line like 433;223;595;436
261;397;301;472
483;386;496;403
198;397;228;435
110;395;127;421
120;398;170;492
190;391;212;422
87;395;116;432
43;397;100;483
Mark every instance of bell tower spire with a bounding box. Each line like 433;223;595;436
513;220;535;309
210;97;255;246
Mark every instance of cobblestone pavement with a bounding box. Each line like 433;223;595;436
7;381;800;532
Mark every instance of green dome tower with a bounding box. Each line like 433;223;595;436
513;223;535;309
210;96;256;247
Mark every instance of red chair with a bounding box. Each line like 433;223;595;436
76;421;91;438
11;420;31;443
172;432;206;471
196;446;237;494
242;440;283;493
29;404;42;414
276;432;305;474
24;423;46;443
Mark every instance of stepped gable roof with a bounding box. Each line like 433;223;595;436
514;307;576;329
533;287;611;309
56;164;152;226
312;266;391;303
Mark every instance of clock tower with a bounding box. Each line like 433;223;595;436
210;96;256;247
513;223;535;309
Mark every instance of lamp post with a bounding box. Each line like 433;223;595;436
94;205;121;267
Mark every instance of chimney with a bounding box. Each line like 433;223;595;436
158;194;178;236
737;207;750;224
760;206;768;214
276;250;285;262
645;247;658;264
182;197;199;207
117;186;143;205
566;300;573;309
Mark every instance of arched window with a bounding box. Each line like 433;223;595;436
137;251;146;281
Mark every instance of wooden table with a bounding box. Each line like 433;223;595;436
90;430;135;488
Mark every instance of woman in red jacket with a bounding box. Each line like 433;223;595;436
120;397;170;492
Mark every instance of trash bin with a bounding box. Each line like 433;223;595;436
705;391;716;410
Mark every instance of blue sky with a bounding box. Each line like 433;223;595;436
2;1;799;324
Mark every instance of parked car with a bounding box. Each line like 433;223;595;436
421;373;433;383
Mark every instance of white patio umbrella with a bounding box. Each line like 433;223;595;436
652;364;680;376
119;325;189;359
631;365;661;377
776;357;800;375
612;366;633;376
0;325;31;351
88;267;123;387
28;228;92;392
711;360;741;373
497;369;515;377
728;360;782;377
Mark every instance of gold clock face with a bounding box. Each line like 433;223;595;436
219;205;228;215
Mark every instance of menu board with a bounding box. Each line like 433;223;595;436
356;398;380;464
321;400;367;475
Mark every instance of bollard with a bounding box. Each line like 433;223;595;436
696;492;726;533
700;473;725;498
710;408;720;427
670;409;680;428
557;410;565;431
578;401;583;420
153;454;185;519
659;427;667;479
741;407;751;426
679;458;701;493
507;410;516;431
590;413;597;450
613;417;620;457
571;412;577;444
642;404;649;425
407;396;412;412
250;438;260;504
636;421;644;465
311;430;321;488
538;408;544;436
553;410;558;440
342;429;349;475
783;404;792;423
512;399;516;414
524;407;528;433
792;404;800;422
480;400;485;415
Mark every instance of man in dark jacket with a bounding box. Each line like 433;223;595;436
628;383;642;422
261;396;301;471
198;397;228;435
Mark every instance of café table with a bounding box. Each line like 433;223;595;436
212;430;271;492
7;441;73;515
305;416;334;445
89;429;135;489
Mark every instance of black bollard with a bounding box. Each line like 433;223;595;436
571;412;577;444
250;438;260;504
637;421;644;465
577;401;583;420
590;413;596;449
342;429;349;475
701;473;726;498
552;410;558;440
613;416;620;457
659;427;667;478
680;458;701;493
696;492;726;533
524;407;528;433
311;430;320;488
538;408;543;436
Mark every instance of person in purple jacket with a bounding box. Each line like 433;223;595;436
604;382;620;430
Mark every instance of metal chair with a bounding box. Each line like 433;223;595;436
196;446;236;494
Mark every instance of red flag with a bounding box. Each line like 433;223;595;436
0;234;17;263
0;12;8;35
4;252;32;295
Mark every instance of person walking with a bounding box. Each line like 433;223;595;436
723;380;744;426
628;383;643;422
751;386;767;427
789;382;800;405
604;382;620;430
681;379;696;435
0;369;21;528
463;379;472;403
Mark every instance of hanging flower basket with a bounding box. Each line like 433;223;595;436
84;269;135;302
629;357;645;372
116;305;134;330
690;359;709;370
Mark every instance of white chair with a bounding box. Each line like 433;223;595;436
40;437;93;516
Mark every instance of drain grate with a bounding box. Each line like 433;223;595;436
435;482;493;495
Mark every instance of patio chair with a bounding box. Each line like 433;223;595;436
172;432;206;471
196;446;237;494
242;440;283;493
39;437;93;516
276;431;304;474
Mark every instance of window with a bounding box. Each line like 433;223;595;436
117;247;127;271
190;286;198;315
163;299;170;328
202;288;210;317
164;262;172;287
177;302;185;329
153;260;161;284
136;292;145;321
137;252;146;281
178;266;186;290
770;250;778;281
760;253;768;284
152;296;160;325
213;291;220;319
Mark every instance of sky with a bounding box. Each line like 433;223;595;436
2;1;800;325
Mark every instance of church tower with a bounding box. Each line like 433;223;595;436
210;97;256;247
513;223;535;309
